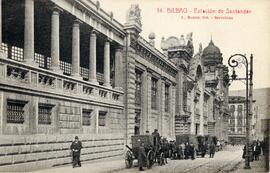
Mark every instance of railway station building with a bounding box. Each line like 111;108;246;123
0;0;229;171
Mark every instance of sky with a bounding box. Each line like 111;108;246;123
98;0;270;91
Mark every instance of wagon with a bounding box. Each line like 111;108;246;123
125;135;164;169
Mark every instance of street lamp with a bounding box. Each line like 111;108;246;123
228;54;253;169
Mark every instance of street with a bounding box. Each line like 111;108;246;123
112;146;243;173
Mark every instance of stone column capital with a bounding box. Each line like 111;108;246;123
52;6;63;15
73;19;82;27
115;45;124;51
105;37;113;43
91;29;98;36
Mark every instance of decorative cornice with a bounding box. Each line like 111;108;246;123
130;37;178;78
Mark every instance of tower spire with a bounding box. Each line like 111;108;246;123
210;34;214;45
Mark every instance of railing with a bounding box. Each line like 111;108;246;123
1;43;111;84
0;52;124;108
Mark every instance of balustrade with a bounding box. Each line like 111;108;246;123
99;89;108;98
38;74;56;88
0;56;124;107
1;43;111;84
6;65;29;83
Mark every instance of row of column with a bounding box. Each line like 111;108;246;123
0;0;123;88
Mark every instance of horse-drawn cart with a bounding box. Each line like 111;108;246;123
125;135;164;169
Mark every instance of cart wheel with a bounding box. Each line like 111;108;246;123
125;150;133;168
158;152;165;166
146;150;154;169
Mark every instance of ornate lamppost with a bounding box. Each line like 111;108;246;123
228;54;253;169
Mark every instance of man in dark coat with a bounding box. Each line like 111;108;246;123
254;142;261;160
189;143;195;160
184;142;190;159
209;142;215;158
138;141;147;171
70;136;82;168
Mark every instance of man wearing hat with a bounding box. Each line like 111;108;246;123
70;136;82;168
138;140;146;171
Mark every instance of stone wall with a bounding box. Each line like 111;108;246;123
0;133;124;172
0;91;124;135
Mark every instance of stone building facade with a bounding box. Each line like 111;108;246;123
230;88;270;141
0;0;229;171
228;96;257;144
0;0;126;171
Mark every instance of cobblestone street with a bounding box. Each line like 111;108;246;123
28;145;267;173
111;146;245;173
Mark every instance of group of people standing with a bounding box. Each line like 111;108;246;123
169;140;217;159
242;140;266;161
170;142;196;160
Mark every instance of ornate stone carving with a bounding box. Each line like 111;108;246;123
63;80;76;92
127;4;141;26
130;37;177;78
163;33;194;60
199;43;203;53
124;4;142;34
99;89;107;98
6;66;29;82
83;85;93;95
38;74;56;88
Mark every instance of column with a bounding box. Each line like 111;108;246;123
147;72;152;131
142;70;148;133
114;46;124;89
157;78;162;132
24;0;35;64
0;0;2;49
95;109;99;134
88;30;98;84
103;39;111;87
51;7;62;72
71;19;81;78
0;0;6;58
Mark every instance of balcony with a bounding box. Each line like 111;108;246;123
0;54;124;109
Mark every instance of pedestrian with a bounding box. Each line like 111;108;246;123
216;140;221;151
185;142;189;159
209;142;215;158
254;142;261;160
180;142;186;159
152;129;161;153
70;136;82;168
190;143;195;160
138;140;147;171
242;145;246;159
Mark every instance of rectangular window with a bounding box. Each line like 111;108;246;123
98;111;107;126
38;104;54;125
151;78;158;110
82;109;92;126
237;105;243;117
7;100;27;124
164;84;170;112
135;70;142;107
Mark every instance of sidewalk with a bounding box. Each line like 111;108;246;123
29;156;126;173
232;156;267;173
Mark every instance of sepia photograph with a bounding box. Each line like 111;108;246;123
0;0;269;172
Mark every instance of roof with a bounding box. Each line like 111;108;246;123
203;40;221;55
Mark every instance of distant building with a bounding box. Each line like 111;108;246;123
228;96;255;144
230;88;270;141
